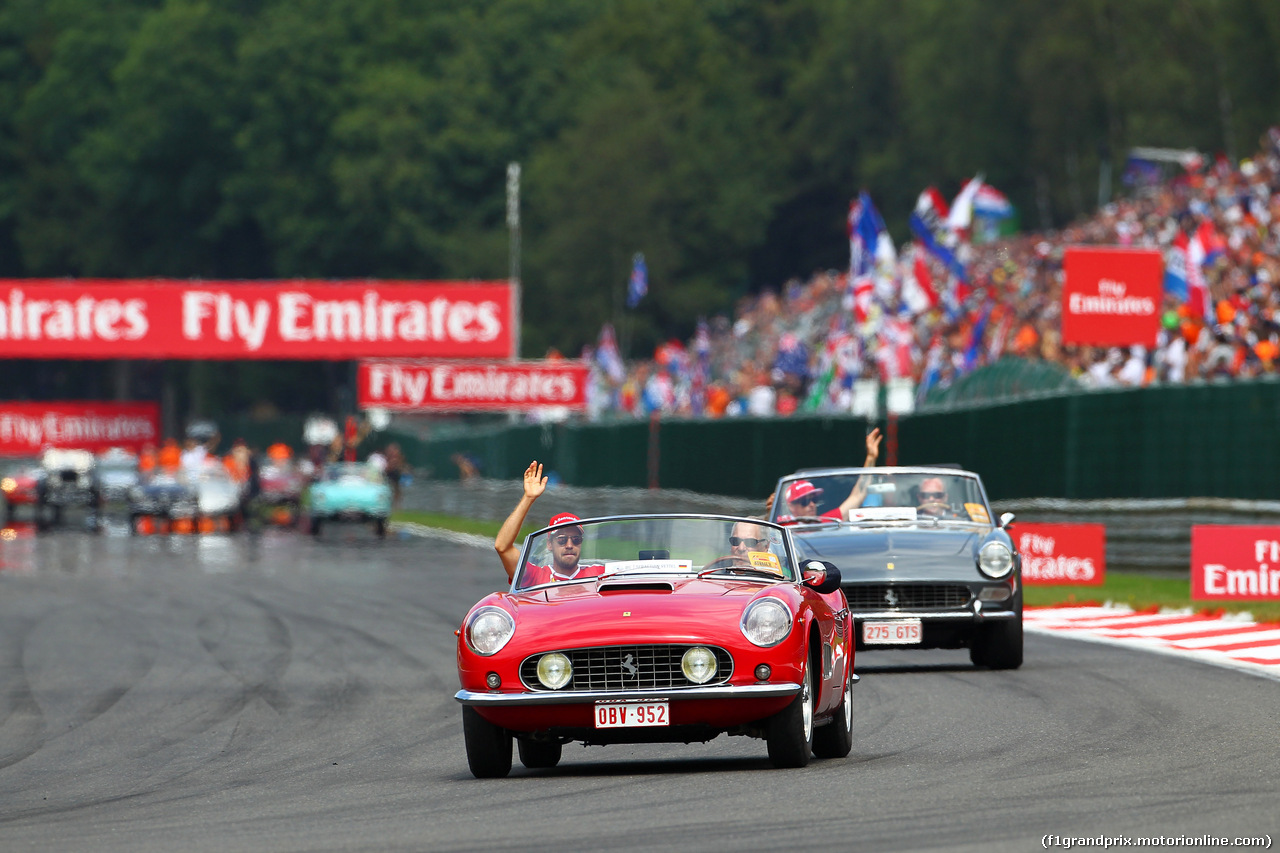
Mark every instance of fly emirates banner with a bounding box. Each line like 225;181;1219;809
0;280;515;359
358;359;588;411
1060;247;1163;347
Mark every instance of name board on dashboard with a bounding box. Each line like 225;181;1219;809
1191;525;1280;600
0;280;514;359
357;359;588;411
1060;247;1163;347
1013;522;1106;585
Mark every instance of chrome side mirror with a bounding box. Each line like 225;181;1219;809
802;560;842;594
999;512;1016;528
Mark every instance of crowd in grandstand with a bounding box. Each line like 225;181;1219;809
579;128;1280;419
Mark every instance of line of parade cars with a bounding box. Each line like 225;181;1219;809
456;461;1022;776
1;441;393;537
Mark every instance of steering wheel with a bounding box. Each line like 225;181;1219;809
699;555;756;574
918;502;960;520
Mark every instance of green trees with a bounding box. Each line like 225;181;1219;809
2;0;1280;407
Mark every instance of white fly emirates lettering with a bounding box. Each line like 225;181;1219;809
182;290;503;351
1203;538;1280;597
1067;278;1155;317
0;289;148;341
430;366;577;404
1019;531;1098;583
0;412;157;448
365;363;579;407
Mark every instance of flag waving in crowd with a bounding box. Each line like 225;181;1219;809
626;252;648;309
900;245;939;316
847;191;896;324
909;187;968;282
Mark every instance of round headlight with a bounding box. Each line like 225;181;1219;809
978;541;1014;578
536;652;573;689
466;606;515;656
741;598;794;647
681;647;718;684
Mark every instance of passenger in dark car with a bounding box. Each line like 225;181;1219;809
766;427;882;520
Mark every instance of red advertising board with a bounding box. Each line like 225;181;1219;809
0;401;160;456
0;280;514;359
357;359;589;411
1013;522;1106;585
1061;247;1163;346
1191;525;1280;600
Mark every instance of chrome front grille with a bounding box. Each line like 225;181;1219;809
844;583;973;611
520;644;734;692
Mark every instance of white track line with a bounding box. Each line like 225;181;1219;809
391;521;492;549
1026;605;1280;682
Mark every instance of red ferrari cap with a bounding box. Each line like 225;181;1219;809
784;480;823;503
548;512;582;528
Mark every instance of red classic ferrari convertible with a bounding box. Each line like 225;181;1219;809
456;514;856;777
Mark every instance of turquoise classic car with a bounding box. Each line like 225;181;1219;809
306;462;392;537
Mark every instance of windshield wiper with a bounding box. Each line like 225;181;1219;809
697;566;783;581
781;515;835;526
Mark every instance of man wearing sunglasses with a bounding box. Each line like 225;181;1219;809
783;480;837;520
766;427;882;522
728;520;771;561
915;476;955;518
522;512;605;586
494;460;603;584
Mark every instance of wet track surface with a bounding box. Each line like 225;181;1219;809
0;522;1276;852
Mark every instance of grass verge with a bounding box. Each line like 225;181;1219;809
391;510;540;543
1025;571;1280;623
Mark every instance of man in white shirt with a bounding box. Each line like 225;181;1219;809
180;437;208;479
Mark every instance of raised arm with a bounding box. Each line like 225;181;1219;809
495;461;548;580
836;427;883;517
861;427;882;468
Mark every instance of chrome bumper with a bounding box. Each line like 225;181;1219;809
851;606;1017;623
456;681;805;707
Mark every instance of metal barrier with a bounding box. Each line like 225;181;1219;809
380;377;1280;502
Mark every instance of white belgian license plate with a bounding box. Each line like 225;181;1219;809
594;701;669;729
862;619;923;645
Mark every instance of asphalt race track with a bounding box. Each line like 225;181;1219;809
0;526;1276;853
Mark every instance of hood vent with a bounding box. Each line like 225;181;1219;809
598;581;674;594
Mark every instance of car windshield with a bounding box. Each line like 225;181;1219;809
770;469;992;525
323;463;382;483
515;516;796;591
41;449;94;471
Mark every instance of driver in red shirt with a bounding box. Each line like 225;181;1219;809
782;479;843;521
768;427;883;522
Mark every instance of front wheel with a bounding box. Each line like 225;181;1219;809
766;661;814;768
309;516;322;537
516;738;562;769
970;616;1023;670
463;706;512;778
812;662;854;759
373;518;387;538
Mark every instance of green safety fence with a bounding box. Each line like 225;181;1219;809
368;377;1280;502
